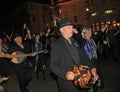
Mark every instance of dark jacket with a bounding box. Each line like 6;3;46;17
50;36;94;81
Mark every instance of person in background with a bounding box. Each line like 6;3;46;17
50;18;98;92
33;34;48;80
0;36;10;78
73;26;106;92
106;24;118;62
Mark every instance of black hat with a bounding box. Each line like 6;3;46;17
58;18;73;29
13;33;22;40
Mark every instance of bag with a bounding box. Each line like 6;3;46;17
72;65;94;88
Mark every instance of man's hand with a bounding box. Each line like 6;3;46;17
91;68;98;82
73;28;78;34
66;71;75;80
31;52;36;57
5;54;19;58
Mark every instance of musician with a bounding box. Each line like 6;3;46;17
5;33;35;92
50;18;98;92
33;34;47;80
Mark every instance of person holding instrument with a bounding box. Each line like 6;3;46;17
50;18;98;92
4;33;36;92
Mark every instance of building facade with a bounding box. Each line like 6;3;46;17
13;1;52;35
56;0;87;26
13;0;120;35
56;0;120;31
85;0;120;31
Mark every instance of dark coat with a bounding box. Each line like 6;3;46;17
50;36;93;92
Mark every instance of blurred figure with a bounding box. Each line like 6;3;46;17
33;34;48;80
73;26;106;92
106;24;118;62
50;18;98;92
0;36;10;78
5;33;36;92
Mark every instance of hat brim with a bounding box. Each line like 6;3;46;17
59;24;73;29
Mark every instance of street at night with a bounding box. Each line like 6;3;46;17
2;57;120;92
0;0;120;92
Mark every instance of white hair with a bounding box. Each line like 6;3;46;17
81;27;91;38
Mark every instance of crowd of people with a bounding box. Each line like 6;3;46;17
0;18;120;92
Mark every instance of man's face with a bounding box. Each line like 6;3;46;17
14;36;22;43
60;25;74;38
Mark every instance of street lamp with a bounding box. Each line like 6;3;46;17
85;8;91;26
86;8;89;12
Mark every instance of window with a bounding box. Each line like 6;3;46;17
32;16;36;22
74;16;78;23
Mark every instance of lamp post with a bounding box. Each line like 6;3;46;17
86;8;91;26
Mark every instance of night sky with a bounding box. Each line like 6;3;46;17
0;0;59;15
0;0;58;31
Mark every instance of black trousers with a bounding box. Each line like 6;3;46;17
14;61;32;92
0;59;10;77
36;55;47;78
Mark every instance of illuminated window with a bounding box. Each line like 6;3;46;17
104;9;116;14
104;10;113;14
91;13;97;16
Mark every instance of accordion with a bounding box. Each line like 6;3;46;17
72;65;95;88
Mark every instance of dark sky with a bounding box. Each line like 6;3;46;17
0;0;66;15
0;0;56;15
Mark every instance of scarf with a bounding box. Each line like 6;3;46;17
83;39;97;60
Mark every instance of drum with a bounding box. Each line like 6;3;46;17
72;65;94;88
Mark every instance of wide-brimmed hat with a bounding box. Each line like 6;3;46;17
58;18;73;29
